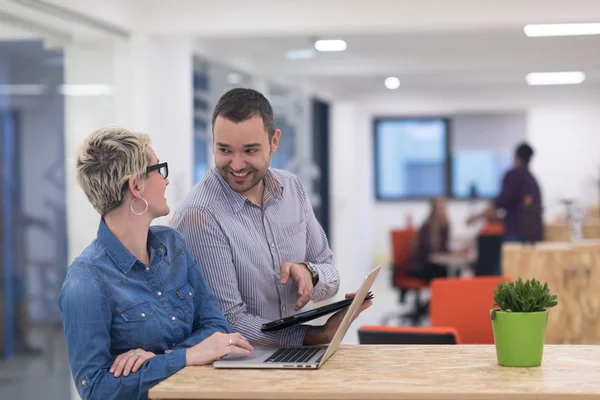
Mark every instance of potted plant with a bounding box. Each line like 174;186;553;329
490;277;558;367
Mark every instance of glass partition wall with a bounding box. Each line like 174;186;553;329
0;2;129;400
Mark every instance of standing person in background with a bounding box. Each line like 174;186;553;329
467;142;543;272
467;142;543;242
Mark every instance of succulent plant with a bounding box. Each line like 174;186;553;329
492;277;558;314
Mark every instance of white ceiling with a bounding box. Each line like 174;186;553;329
198;30;600;97
3;0;600;98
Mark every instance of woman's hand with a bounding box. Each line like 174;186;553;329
110;348;156;377
185;332;253;366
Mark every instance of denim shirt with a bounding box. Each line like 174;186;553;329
58;219;231;400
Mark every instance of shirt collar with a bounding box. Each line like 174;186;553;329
211;168;284;213
97;218;168;274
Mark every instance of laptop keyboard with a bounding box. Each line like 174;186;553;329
264;347;320;364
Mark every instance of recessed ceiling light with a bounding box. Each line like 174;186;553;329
524;23;600;37
58;84;112;96
384;77;400;89
525;71;585;85
227;73;242;85
286;48;316;60
314;39;347;52
0;84;46;95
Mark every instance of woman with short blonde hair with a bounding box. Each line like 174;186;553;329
59;125;252;400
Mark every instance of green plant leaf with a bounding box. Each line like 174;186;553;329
491;277;558;312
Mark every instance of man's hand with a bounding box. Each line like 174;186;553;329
467;202;498;225
110;349;156;377
185;332;253;366
303;292;374;346
280;262;313;311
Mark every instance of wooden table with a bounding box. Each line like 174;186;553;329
148;345;600;400
429;252;475;277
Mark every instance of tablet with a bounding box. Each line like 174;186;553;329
260;291;374;332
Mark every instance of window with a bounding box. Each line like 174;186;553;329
449;112;525;199
374;118;449;200
452;149;513;198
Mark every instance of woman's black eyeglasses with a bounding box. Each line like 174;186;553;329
147;162;168;179
121;162;169;194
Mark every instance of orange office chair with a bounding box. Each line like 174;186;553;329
358;325;461;345
429;275;511;344
381;228;429;325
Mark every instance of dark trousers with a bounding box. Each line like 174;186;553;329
409;262;448;283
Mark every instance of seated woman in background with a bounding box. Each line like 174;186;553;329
408;197;450;283
59;126;253;400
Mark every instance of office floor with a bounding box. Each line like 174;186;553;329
0;267;420;400
0;324;72;400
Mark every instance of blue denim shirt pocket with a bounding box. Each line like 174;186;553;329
174;282;195;325
117;300;165;349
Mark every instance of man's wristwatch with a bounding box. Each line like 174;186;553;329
302;262;319;286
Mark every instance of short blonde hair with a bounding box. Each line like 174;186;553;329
76;125;151;216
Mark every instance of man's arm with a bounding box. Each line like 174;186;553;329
172;233;233;350
171;207;308;347
494;170;521;210
59;265;186;400
296;178;340;303
467;171;519;225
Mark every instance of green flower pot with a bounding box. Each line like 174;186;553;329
490;309;548;367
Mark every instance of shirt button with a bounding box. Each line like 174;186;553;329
159;246;165;254
171;316;176;321
157;291;162;296
81;379;87;386
145;266;150;271
188;292;192;296
141;313;146;317
270;243;275;248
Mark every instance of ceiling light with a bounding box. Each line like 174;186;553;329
384;77;400;90
314;39;346;52
227;73;242;85
524;23;600;37
58;84;112;96
525;71;585;85
286;48;316;60
0;84;46;95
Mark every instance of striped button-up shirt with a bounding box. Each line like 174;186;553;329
171;168;340;346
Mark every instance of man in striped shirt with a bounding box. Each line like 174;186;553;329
172;88;370;347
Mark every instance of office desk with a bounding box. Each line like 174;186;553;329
429;252;475;277
149;345;600;400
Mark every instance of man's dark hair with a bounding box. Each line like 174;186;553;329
211;88;276;139
515;142;534;165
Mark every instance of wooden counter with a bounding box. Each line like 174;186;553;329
544;223;600;242
502;241;600;344
149;345;600;400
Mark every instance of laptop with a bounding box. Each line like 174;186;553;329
213;264;381;369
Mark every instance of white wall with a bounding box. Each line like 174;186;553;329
528;106;600;221
330;103;374;297
330;89;600;266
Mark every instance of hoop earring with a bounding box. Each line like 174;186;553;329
130;197;148;216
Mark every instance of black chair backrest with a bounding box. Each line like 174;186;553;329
358;329;458;345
